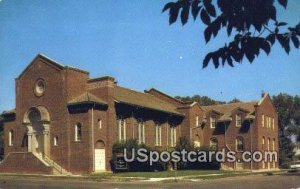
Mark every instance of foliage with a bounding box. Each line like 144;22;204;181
163;0;300;68
175;137;220;170
175;95;225;105
112;139;167;172
228;98;241;103
272;93;300;166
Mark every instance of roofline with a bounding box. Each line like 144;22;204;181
88;76;115;83
144;88;184;104
18;54;89;79
114;100;185;117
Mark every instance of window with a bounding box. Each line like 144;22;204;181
9;130;14;146
54;136;58;146
262;137;265;150
98;119;102;129
236;114;242;127
262;115;264;127
272;139;275;151
75;123;82;141
210;138;218;150
194;141;201;148
138;120;145;144
267;138;270;151
117;118;126;141
210;116;216;128
196;116;199;127
155;123;162;146
236;137;244;151
272;118;275;130
170;126;177;147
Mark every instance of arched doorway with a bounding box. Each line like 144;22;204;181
23;106;50;157
94;140;105;171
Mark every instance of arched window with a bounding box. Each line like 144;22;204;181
54;136;58;146
9;130;14;146
236;137;244;151
267;138;270;151
75;123;82;141
98;119;102;129
210;138;218;150
117;118;126;141
138;120;145;144
272;138;275;151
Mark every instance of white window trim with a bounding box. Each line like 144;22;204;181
54;136;58;146
118;119;126;141
98;119;102;129
170;126;176;147
75;123;82;142
210;116;216;128
8;130;14;146
155;124;162;146
138;121;145;144
236;114;242;127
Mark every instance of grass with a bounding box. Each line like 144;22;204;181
91;170;250;178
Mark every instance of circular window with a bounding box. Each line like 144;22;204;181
34;79;46;96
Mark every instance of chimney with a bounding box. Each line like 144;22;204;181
87;76;116;90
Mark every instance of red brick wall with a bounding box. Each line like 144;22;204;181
0;152;52;174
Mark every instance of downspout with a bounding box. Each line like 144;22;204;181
92;104;95;172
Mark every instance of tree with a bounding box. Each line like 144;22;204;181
175;95;225;105
163;0;300;68
272;94;300;166
228;98;241;103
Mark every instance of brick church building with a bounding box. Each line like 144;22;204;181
0;54;279;174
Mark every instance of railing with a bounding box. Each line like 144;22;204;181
42;153;65;174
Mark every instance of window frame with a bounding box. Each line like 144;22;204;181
210;116;216;128
155;123;162;146
117;118;126;142
75;123;82;142
138;120;145;144
54;136;58;146
236;113;242;127
170;126;177;147
236;137;244;152
8;130;14;146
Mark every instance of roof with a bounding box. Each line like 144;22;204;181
202;102;257;114
202;102;258;122
68;92;107;106
18;54;89;79
1;109;16;116
114;86;183;116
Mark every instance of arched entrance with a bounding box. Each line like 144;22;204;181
23;106;50;157
94;140;105;171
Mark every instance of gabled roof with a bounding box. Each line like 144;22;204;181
145;88;184;104
114;86;184;116
68;92;107;106
18;54;88;79
202;102;257;114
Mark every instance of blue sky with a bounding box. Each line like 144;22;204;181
0;0;299;112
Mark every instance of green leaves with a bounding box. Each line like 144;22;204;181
278;0;288;9
200;9;210;25
163;0;299;68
